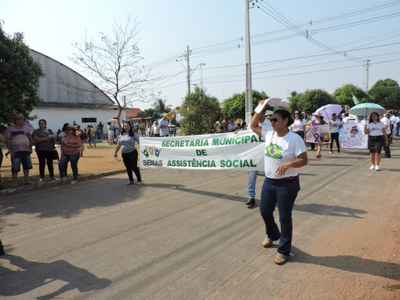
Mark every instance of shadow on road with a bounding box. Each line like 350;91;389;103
0;177;143;219
294;203;367;218
292;247;400;280
0;254;111;299
144;183;247;203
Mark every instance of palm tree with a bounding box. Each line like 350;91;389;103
152;98;172;114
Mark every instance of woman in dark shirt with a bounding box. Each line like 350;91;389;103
32;119;57;182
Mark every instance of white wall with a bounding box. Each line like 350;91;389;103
30;107;127;133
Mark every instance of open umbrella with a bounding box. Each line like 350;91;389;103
314;104;343;121
348;103;386;118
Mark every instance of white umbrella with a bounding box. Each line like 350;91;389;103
314;104;343;121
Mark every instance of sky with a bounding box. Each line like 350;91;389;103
1;0;400;110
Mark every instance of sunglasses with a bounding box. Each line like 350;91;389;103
270;118;280;123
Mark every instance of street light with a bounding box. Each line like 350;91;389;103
191;63;206;91
176;60;206;94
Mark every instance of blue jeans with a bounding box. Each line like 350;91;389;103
248;170;257;199
11;151;32;173
260;176;300;256
59;153;80;180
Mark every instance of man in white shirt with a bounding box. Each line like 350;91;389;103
380;113;391;158
389;113;399;137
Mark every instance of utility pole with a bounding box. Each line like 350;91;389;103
245;0;253;125
185;45;191;94
199;63;206;91
364;59;370;92
176;46;192;94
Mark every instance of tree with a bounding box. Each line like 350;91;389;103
369;79;400;110
288;91;302;112
332;84;369;107
137;108;156;119
180;87;220;135
221;90;268;118
71;18;151;127
152;98;172;115
297;89;334;114
0;24;43;127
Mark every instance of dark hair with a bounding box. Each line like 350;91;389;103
274;109;294;127
369;112;379;123
62;123;69;131
122;121;134;137
38;119;47;125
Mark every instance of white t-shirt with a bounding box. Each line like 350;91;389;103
380;117;391;134
290;119;304;132
366;121;385;136
329;119;342;134
260;129;307;179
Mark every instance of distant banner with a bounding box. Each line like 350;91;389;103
140;130;265;171
340;121;368;149
305;124;331;144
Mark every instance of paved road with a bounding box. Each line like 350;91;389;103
1;144;399;299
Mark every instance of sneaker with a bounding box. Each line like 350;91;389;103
126;181;134;185
71;180;78;184
136;181;143;186
374;165;381;171
329;151;333;154
262;238;273;248
274;254;288;265
39;178;44;183
369;165;375;170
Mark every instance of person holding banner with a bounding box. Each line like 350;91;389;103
114;122;143;185
364;112;388;171
250;107;308;265
312;113;326;158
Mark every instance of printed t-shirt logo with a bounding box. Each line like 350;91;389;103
265;143;283;159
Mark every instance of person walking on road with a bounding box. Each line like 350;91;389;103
329;113;342;154
114;122;142;186
250;106;308;265
379;113;391;158
246;111;273;208
364;112;388;171
312;113;326;159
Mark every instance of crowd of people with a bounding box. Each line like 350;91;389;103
1;106;398;265
0;112;180;190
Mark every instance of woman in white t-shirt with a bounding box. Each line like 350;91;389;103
289;111;305;138
364;112;388;171
250;106;308;265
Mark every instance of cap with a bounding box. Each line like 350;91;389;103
66;123;76;129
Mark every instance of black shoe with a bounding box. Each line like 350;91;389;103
0;240;5;255
246;198;255;207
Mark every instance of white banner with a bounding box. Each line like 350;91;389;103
140;130;265;171
340;121;368;149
